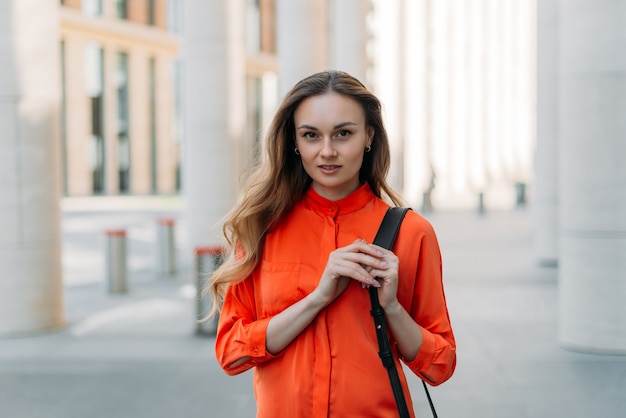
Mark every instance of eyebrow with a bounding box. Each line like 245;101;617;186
296;121;358;130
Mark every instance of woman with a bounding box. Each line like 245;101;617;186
208;70;456;417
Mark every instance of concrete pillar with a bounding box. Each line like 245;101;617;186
369;0;403;190
329;0;370;83
0;0;64;334
558;0;626;353
533;0;559;265
402;0;429;206
276;0;328;95
182;0;243;249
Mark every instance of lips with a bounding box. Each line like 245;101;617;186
319;165;341;174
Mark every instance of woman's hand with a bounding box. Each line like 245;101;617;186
312;239;388;306
266;239;401;356
364;244;401;310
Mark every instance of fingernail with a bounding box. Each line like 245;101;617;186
380;262;389;269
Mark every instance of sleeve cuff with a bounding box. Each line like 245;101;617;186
222;316;282;376
246;316;275;358
402;326;436;381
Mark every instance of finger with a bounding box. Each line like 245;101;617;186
343;239;385;258
368;270;395;284
334;254;385;276
346;249;390;266
330;261;380;287
360;242;390;254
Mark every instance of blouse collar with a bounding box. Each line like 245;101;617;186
304;183;375;216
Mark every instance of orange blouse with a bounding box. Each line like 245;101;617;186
215;184;456;417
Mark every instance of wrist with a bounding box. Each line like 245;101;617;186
383;300;403;317
308;289;331;310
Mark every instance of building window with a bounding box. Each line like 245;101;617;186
167;0;182;33
85;42;106;194
171;59;183;192
147;0;156;26
245;0;276;53
246;76;262;162
116;52;130;193
116;0;127;19
246;0;261;53
83;0;103;17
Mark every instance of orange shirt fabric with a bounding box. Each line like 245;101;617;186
215;184;456;418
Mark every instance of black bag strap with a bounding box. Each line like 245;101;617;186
370;207;438;418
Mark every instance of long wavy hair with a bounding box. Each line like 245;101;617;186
206;70;404;317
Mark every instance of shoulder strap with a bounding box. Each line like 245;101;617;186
372;207;410;251
370;207;438;418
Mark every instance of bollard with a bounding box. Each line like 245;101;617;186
105;229;128;293
194;246;225;336
477;192;486;216
156;218;176;275
421;191;433;214
515;182;527;208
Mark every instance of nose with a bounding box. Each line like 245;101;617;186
320;137;336;158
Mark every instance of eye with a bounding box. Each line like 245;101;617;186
336;130;351;138
302;131;318;139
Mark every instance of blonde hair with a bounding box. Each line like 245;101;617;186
206;70;404;317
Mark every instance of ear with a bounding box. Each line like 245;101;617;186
366;126;375;147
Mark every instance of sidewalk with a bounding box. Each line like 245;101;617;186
0;199;624;418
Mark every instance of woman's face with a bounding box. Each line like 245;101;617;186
294;92;373;201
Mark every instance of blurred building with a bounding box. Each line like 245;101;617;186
59;0;180;196
182;0;626;356
1;0;537;334
182;0;536;249
369;0;535;211
56;0;535;210
12;0;625;356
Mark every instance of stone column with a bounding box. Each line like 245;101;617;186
329;0;370;83
533;0;559;265
558;0;626;353
402;0;429;206
182;0;243;249
369;0;403;191
276;0;328;95
0;0;64;334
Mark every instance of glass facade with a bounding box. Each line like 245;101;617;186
116;0;128;19
148;0;156;26
246;0;261;53
246;76;262;162
116;52;130;193
85;42;106;194
83;0;102;16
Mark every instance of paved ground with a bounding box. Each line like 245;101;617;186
1;196;625;417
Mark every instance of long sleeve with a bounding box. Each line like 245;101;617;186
214;277;281;376
396;213;456;385
212;184;456;417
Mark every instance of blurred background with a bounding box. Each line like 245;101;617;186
1;0;625;417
